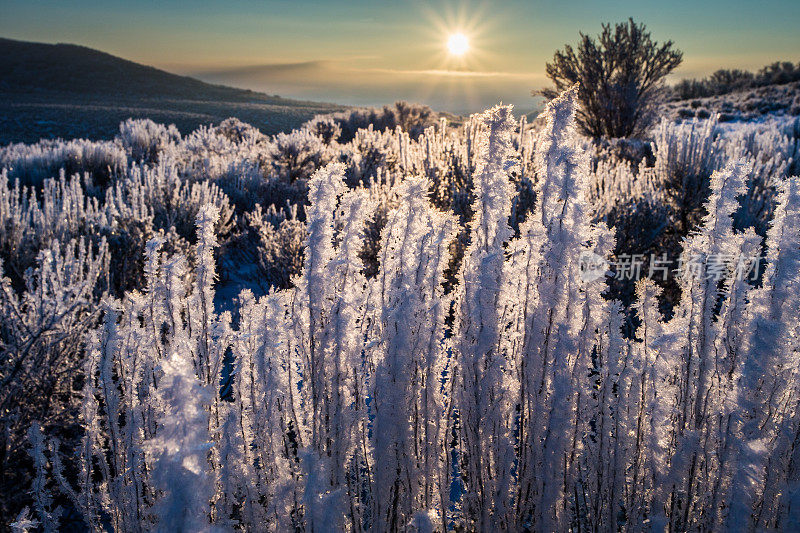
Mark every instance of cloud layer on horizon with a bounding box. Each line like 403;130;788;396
188;59;547;115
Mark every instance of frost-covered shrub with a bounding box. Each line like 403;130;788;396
116;118;180;164
370;177;456;530
147;352;216;532
258;176;310;219
717;117;800;232
8;88;800;532
105;221;192;295
214;117;265;144
0;238;108;519
337;127;403;187
307;101;438;144
107;161;235;243
0;138;127;188
268;129;332;182
452;104;520;530
22;208;231;532
168;121;272;187
0;160;234;296
245;203;306;289
213;160;267;212
591;113;799;309
102;162;234;292
302;115;343;145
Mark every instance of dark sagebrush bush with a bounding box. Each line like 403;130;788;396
540;18;682;138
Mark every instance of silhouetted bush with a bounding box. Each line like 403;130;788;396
540;18;682;138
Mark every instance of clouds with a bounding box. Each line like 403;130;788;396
191;59;547;115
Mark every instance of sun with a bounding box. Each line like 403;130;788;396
447;33;469;56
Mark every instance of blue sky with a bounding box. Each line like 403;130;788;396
2;0;798;113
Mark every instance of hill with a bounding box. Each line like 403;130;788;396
0;37;346;144
664;80;800;122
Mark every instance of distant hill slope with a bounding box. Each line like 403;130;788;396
0;37;346;144
663;81;800;122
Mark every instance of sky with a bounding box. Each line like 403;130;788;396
1;0;799;114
